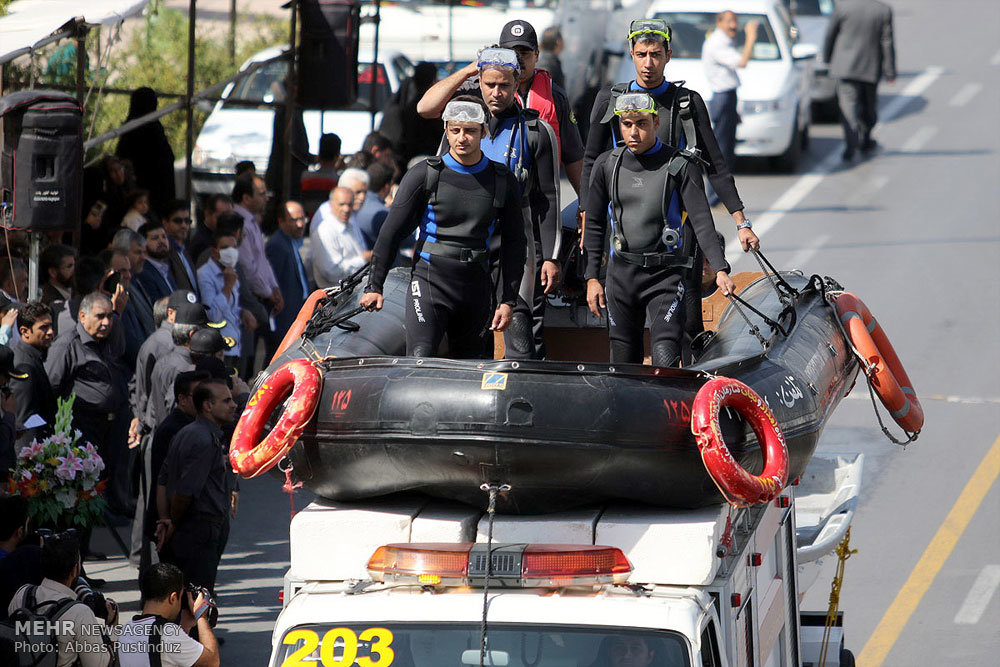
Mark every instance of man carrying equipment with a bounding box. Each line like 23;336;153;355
361;98;527;359
581;19;759;254
416;47;561;360
584;93;735;367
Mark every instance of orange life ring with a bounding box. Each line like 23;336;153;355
271;289;328;363
691;377;789;506
834;292;923;433
230;358;322;478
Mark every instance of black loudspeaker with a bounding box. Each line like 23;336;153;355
298;0;361;109
0;90;83;231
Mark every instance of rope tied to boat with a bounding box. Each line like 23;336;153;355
278;457;303;520
725;294;768;348
302;264;372;339
749;248;798;304
716;506;735;558
478;482;510;667
818;527;858;667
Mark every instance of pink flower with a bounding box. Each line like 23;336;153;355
54;451;84;482
80;444;104;475
18;441;45;460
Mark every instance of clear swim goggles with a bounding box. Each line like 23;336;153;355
442;100;487;124
477;47;521;73
628;19;672;43
614;92;659;116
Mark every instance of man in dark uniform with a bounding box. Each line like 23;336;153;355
45;292;127;458
584;93;735;366
417;48;561;359
156;379;238;593
11;301;56;445
361;98;527;357
0;347;25;481
137;370;209;577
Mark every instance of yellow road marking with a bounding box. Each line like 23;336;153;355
858;434;1000;666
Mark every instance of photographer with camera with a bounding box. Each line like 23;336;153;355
116;562;219;667
5;532;117;666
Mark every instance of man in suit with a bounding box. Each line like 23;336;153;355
823;0;896;160
162;199;200;297
265;201;311;351
134;221;179;302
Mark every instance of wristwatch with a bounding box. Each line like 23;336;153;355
736;217;752;230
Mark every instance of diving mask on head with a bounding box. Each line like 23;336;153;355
628;19;672;44
477;47;521;74
442;100;487;124
614;92;659;116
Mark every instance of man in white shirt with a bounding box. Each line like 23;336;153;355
701;11;759;169
8;533;118;667
116;562;219;667
310;186;369;287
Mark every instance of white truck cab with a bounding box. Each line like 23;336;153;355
269;454;862;667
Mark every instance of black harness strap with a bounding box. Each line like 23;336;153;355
606;146;695;270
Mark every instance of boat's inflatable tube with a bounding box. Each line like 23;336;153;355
230;358;322;477
272;289;328;362
692;377;789;506
834;292;923;433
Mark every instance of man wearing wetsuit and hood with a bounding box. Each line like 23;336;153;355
416;47;561;360
361;98;527;359
584;93;735;367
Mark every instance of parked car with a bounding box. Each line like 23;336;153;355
783;0;838;117
190;44;413;195
614;0;817;171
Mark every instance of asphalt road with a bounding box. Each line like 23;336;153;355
85;1;999;664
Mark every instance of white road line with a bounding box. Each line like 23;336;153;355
949;82;983;107
900;126;938;153
991;49;1000;66
787;234;830;268
954;565;1000;624
727;66;944;258
844;391;1000;405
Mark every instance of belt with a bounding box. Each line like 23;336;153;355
422;240;489;264
615;248;695;270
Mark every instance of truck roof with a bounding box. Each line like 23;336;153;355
289;496;758;586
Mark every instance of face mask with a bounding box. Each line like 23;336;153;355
219;247;239;268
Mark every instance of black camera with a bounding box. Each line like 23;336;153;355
33;527;80;546
74;578;115;622
182;583;218;627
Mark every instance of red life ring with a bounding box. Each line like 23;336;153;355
230;358;322;478
834;292;923;433
691;377;789;506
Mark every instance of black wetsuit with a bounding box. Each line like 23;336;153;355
367;153;527;358
585;140;730;366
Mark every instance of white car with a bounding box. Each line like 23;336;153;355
782;0;838;114
614;0;817;171
190;44;414;195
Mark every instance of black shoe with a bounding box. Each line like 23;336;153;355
842;147;855;162
861;140;879;155
83;550;108;562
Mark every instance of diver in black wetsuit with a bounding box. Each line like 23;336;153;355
584;93;736;367
361;98;527;358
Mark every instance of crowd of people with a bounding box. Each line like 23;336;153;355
0;4;897;663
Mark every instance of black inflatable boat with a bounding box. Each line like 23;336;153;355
254;267;859;513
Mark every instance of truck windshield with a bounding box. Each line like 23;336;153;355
273;622;691;666
653;12;782;61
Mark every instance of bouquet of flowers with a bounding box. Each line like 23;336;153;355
6;394;107;528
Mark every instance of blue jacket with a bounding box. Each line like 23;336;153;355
265;230;311;338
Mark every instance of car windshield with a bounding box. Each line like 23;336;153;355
224;58;394;110
654;12;782;61
391;0;556;6
784;0;834;17
272;623;691;666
